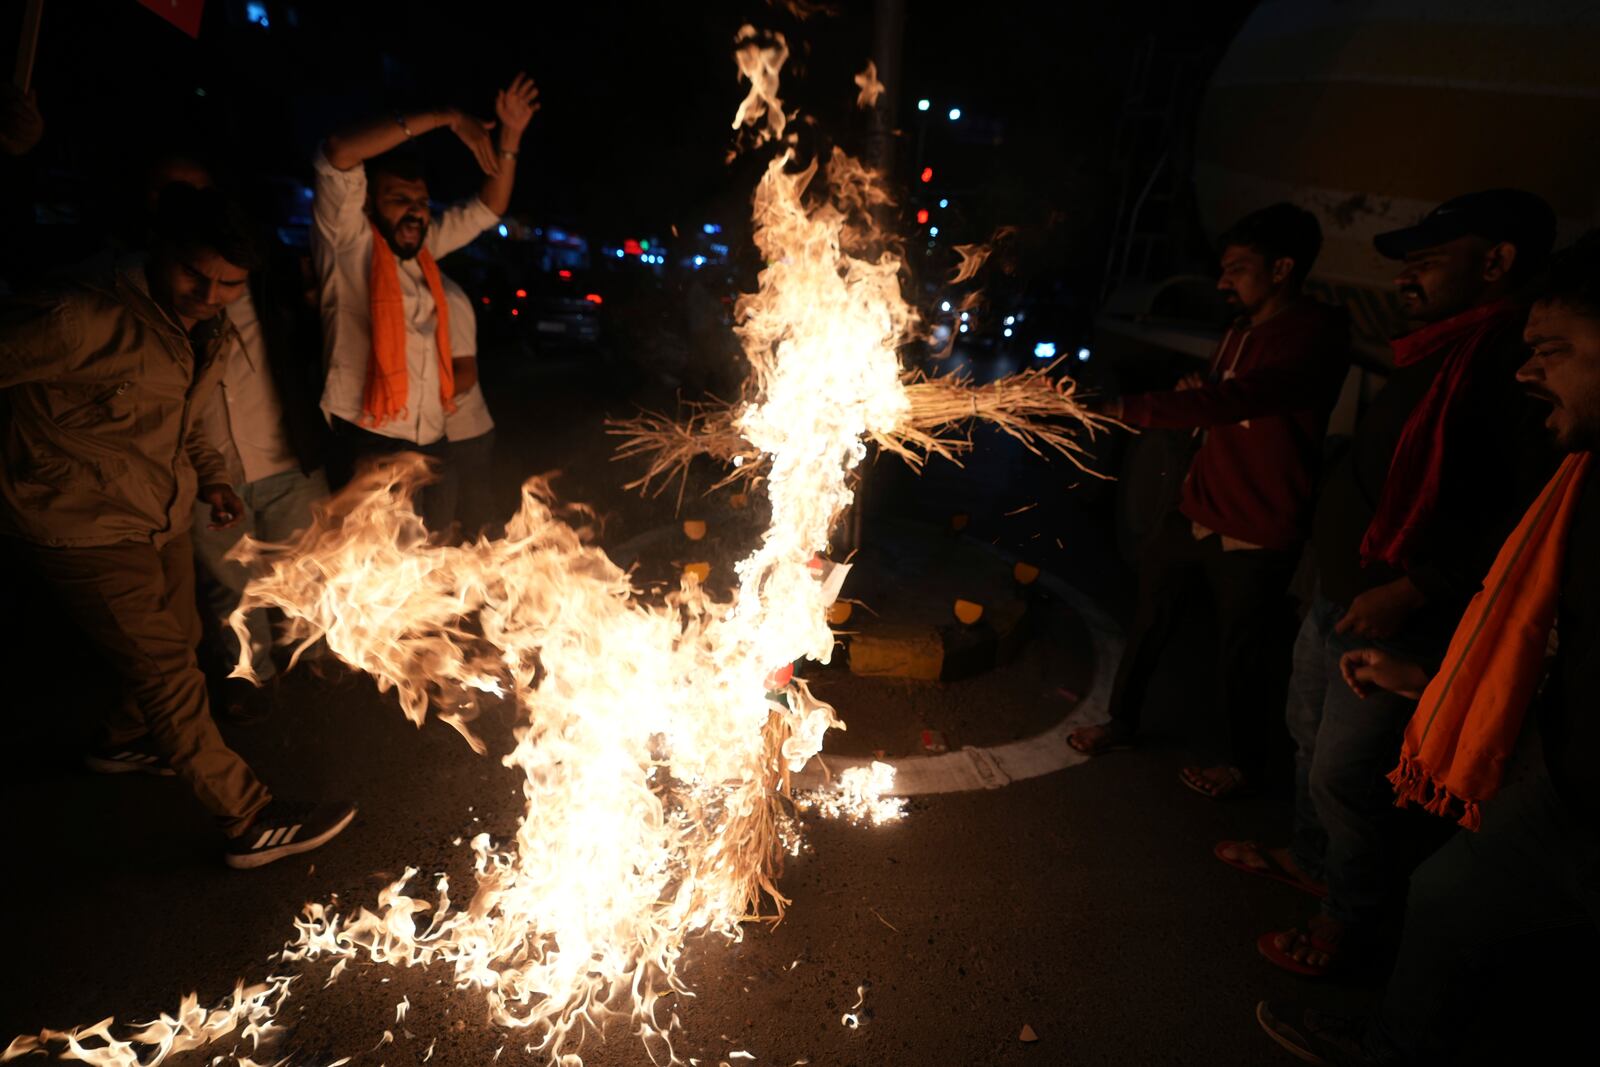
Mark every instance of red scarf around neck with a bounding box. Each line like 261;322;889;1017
1360;298;1520;569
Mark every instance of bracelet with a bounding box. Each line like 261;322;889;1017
395;113;414;139
500;148;519;160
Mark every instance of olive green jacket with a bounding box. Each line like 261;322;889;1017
0;268;234;547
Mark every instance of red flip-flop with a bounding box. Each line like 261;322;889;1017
1257;927;1341;979
1213;840;1328;898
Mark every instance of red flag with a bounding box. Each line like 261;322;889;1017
137;0;206;38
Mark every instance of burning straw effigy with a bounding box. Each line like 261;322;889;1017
609;362;1116;503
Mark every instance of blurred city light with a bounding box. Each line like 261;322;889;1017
1004;315;1016;326
917;98;930;111
938;198;949;208
497;224;509;237
948;107;962;120
1077;347;1092;362
940;300;952;312
916;209;930;225
920;167;933;183
702;223;721;234
1003;327;1013;338
1034;341;1057;360
929;226;939;236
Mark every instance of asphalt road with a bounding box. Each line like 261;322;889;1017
0;347;1375;1066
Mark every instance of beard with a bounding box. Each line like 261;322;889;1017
375;213;429;260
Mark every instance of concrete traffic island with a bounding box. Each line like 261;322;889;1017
610;511;1123;794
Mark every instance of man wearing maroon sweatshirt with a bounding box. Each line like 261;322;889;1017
1069;204;1350;799
1224;190;1559;982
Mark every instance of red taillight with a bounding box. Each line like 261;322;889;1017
480;296;490;305
515;288;527;298
558;269;572;279
916;209;929;224
920;167;933;183
511;308;519;317
584;293;603;305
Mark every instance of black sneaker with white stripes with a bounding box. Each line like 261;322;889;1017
85;738;177;776
224;799;357;870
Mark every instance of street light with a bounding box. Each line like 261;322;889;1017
917;98;930;111
948;107;962;120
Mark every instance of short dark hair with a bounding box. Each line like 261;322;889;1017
1218;203;1323;288
368;146;428;187
1525;230;1600;319
151;183;263;271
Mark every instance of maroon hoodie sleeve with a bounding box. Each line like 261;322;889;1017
1120;307;1350;430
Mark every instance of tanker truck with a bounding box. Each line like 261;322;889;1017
1099;0;1600;560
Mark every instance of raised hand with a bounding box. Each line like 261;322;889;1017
495;72;541;142
447;108;501;176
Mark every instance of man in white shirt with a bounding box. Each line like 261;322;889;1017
191;251;330;718
436;277;497;538
311;73;537;529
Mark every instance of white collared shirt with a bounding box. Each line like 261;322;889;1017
441;277;495;442
198;288;300;485
310;149;500;445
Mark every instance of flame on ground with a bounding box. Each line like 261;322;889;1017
6;27;913;1067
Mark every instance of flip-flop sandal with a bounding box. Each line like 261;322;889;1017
1213;840;1328;898
1257;927;1342;979
1179;765;1255;799
1066;728;1135;756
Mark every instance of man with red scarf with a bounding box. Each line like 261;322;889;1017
311;74;538;530
1216;191;1559;977
1256;232;1600;1065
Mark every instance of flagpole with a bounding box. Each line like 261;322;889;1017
14;0;44;91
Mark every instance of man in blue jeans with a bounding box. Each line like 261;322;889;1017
1217;190;1558;976
1257;231;1600;1065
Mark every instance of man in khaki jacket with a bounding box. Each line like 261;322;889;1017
0;186;354;869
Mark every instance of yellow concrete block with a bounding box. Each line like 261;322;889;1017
848;628;943;680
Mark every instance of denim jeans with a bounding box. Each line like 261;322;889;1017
1368;760;1600;1061
1285;593;1451;930
191;467;328;680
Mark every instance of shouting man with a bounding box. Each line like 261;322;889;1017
312;74;538;529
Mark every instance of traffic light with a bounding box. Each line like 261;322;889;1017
916;209;930;225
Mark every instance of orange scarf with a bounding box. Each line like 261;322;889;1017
1388;450;1593;829
363;220;455;427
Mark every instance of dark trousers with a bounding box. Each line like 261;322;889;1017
327;416;450;533
1105;510;1297;779
1369;760;1600;1061
16;534;272;835
437;430;498;539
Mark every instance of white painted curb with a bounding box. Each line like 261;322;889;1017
792;556;1123;796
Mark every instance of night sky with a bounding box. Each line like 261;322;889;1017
9;0;1253;271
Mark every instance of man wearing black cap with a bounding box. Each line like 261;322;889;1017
1217;190;1560;977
